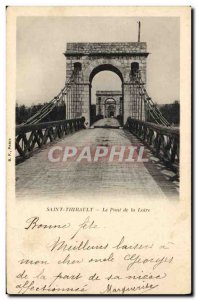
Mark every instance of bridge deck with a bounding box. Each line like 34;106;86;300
16;118;179;201
92;118;121;128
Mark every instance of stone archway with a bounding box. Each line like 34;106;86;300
96;91;122;120
89;65;123;125
64;42;149;125
105;98;116;117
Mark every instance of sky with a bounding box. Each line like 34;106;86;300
16;17;179;106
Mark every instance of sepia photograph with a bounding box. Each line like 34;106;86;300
6;6;191;295
15;16;180;200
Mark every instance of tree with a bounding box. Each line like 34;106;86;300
159;100;180;125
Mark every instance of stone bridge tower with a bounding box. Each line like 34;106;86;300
64;42;149;125
96;91;122;117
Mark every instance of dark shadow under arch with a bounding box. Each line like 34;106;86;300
89;64;124;125
131;62;139;77
105;98;116;118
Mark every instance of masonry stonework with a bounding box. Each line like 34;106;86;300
64;42;149;125
96;91;122;117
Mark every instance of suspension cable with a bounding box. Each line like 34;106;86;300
24;68;78;125
132;71;171;127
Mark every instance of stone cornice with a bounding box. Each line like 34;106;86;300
64;52;149;57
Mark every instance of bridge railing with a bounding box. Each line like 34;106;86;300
15;118;85;164
126;118;179;176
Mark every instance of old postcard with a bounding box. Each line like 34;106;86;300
7;6;191;295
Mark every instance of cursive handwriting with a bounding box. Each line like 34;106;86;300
24;217;70;230
24;216;98;241
70;216;98;239
113;236;154;250
124;253;173;270
16;217;176;295
16;280;88;294
101;282;159;294
49;236;109;252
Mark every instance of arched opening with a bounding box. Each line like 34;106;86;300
74;62;82;71
89;64;123;125
131;62;139;77
105;98;116;118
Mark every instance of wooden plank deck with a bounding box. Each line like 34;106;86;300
16;118;179;200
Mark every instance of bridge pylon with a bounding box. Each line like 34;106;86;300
64;42;149;126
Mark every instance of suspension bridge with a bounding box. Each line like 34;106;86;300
15;41;179;200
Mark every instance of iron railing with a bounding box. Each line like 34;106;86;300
126;117;179;176
15;118;85;164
